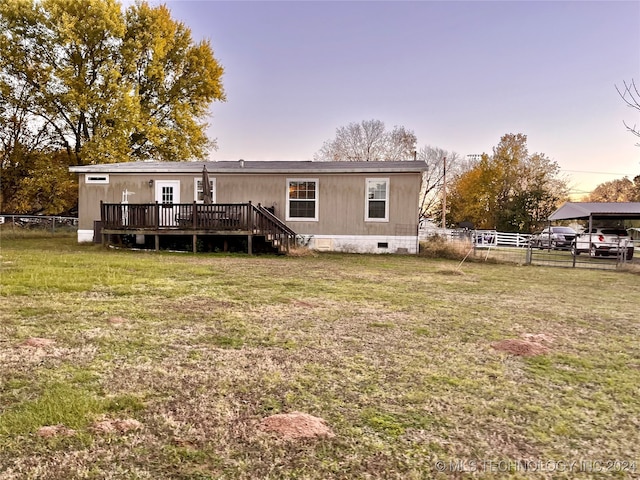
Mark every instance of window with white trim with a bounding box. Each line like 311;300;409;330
365;178;389;222
194;177;216;203
286;178;318;221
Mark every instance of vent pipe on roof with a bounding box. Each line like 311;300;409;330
239;159;245;168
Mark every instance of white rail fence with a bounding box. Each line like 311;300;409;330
420;227;531;248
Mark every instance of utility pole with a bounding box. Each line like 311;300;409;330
441;157;447;229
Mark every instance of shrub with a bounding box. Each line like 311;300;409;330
419;235;473;260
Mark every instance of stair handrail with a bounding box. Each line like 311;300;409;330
253;203;296;236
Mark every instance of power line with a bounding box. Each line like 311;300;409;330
561;169;636;176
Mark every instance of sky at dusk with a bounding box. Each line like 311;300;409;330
142;0;639;197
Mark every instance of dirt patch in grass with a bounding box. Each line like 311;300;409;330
521;333;553;344
258;412;335;439
36;424;77;438
290;299;317;308
20;337;56;348
491;338;549;356
107;316;126;325
91;418;143;434
437;267;465;276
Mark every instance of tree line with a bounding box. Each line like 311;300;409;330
315;121;568;232
1;1;636;228
1;0;224;214
315;120;639;232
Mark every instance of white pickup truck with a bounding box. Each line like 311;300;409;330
571;227;634;259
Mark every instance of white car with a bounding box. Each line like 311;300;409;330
572;227;634;259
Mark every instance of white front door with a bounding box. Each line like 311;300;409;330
155;181;181;226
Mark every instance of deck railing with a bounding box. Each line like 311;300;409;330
252;203;297;252
101;202;252;231
100;202;297;252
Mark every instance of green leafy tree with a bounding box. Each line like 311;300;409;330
447;134;568;232
5;151;77;214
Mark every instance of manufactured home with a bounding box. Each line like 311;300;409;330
69;160;427;254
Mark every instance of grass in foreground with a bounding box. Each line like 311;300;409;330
0;235;639;479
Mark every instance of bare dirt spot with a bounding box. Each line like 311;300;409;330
37;425;76;438
258;412;335;440
521;333;554;344
290;300;316;308
437;268;465;276
107;316;126;325
91;418;143;434
20;337;55;348
491;338;549;356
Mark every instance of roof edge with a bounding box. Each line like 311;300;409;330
69;160;429;174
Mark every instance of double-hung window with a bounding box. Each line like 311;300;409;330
365;178;389;222
286;179;318;221
194;178;216;203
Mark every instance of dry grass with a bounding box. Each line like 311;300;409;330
286;245;318;257
420;235;474;260
0;235;639;479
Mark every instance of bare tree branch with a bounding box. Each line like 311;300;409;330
616;79;640;145
314;120;417;162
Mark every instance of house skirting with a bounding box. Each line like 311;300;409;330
79;229;419;254
306;235;419;254
78;229;95;243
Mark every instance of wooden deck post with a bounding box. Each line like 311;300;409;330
100;201;106;247
155;235;159;251
247;201;253;255
193;201;197;229
193;235;197;253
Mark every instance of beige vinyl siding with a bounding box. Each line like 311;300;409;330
215;172;420;235
77;171;421;235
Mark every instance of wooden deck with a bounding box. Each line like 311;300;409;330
100;202;296;254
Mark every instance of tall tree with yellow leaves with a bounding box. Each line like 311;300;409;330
0;0;225;213
447;134;568;232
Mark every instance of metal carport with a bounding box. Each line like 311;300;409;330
542;202;640;266
549;202;640;232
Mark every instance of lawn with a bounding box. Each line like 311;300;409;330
1;234;639;479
